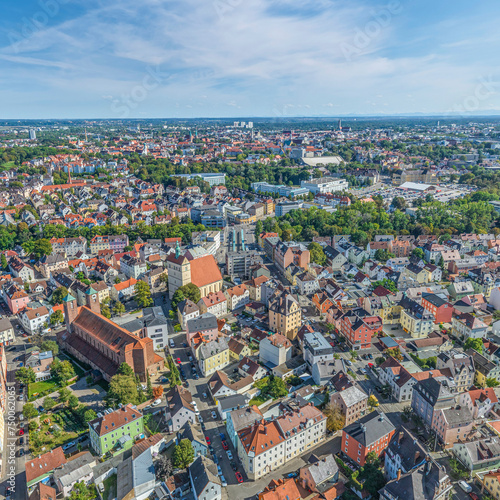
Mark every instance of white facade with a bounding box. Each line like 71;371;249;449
300;177;348;194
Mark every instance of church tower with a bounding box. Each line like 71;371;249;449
85;285;101;315
63;293;79;332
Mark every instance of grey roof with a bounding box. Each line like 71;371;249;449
199;337;229;360
0;317;13;332
379;459;450;500
189;455;221;497
132;447;155;491
228;406;263;433
302;454;338;486
116;457;134;500
413;376;455;406
179;421;207;447
344;410;396;447
387;427;428;473
187;312;218;333
338;386;368;407
457;438;500;466
217;394;250;412
442;406;473;426
53;451;95;487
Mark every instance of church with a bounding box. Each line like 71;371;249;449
58;286;164;382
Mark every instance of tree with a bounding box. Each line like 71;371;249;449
135;280;153;308
486;378;500;387
84;409;97;423
323;403;345;432
16;366;36;384
68;481;97;500
152;386;164;399
118;362;134;376
365;451;379;465
155;455;173;480
386;347;403;361
58;387;71;406
23;403;38;419
172;283;201;310
50;310;64;326
374;249;395;263
101;304;111;318
372;278;398;293
1;253;7;270
172;439;195;468
412;248;425;260
43;396;57;411
368;395;379;409
105;374;140;407
113;301;126;316
41;340;59;355
51;286;69;305
255;220;263;240
464;337;483;354
68;394;80;409
307;242;326;265
50;359;75;384
23;238;53;259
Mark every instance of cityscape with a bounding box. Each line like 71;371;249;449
2;1;500;500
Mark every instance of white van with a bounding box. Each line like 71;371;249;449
169;339;175;348
458;481;472;493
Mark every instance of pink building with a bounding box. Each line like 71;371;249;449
4;283;29;314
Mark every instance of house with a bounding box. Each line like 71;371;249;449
188;456;222;500
268;290;302;340
20;306;50;335
342;410;396;466
120;254;147;279
186;313;219;347
323;246;347;271
227;337;251;362
340;308;383;351
259;478;302;500
196;337;230;377
238;356;267;380
25;447;67;493
198;291;227;318
379;457;452;500
411;376;456;428
303;331;334;369
421;293;453;324
312;291;334;315
433;405;474;448
0;317;14;345
25;350;53;380
482;469;500;499
399;295;434;339
178;421;208;457
452;312;488;340
28;483;57;500
224;284;250;311
111;277;138;301
166;385;197;432
296;271;319;296
330;385;368;426
436;350;475;392
259;333;292;368
9;256;35;282
178;299;200;330
407;331;452;354
216;393;250;420
384;427;427;480
53;451;96;497
225;405;263;452
89;404;144;456
453;437;500;473
298;454;339;494
3;282;29;314
466;349;500;388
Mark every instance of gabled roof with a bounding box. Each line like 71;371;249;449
343;410;395;447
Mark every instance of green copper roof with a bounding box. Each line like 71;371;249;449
63;293;76;302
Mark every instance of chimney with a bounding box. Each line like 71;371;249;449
396;469;401;482
398;431;404;445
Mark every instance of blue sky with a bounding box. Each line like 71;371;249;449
1;0;500;119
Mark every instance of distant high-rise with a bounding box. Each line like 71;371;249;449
247;122;253;128
29;129;36;140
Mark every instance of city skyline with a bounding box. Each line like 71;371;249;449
1;0;500;119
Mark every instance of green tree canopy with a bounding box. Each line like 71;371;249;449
16;366;36;384
464;337;483;354
51;286;69;305
50;359;75;384
135;280;153;308
308;242;326;265
41;340;59;355
172;439;195;468
23;403;38;419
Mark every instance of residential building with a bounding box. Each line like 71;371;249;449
274;241;310;274
177;299;200;330
436;350;475;392
226;405;263;452
20;306;50;335
453;437;500;473
198;291;227;318
268;290;302;341
25;350;53;380
421;293;453;324
186;313;219;347
165;386;197;432
120;254;147;279
0;317;14;344
452;312;488;340
259;478;302;500
216;393;250;420
399;295;434;339
433;405;474;448
342;411;396;466
379;458;452;500
298;454;339;494
188;456;222;500
196;337;230;377
224;284;250;311
303;331;334;369
411;376;456;428
330;386;368;426
123;306;172;351
39;253;68;278
9;256;35;282
296;271;319;295
259;333;292;368
89;404;144;456
26;447;67;493
384;427;427;480
3;282;29;314
53;451;96;497
482;470;500;500
466;349;500;388
340;308;383;351
178;422;208;458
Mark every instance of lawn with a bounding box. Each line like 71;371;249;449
0;161;16;170
29;379;58;398
248;395;268;406
102;474;117;500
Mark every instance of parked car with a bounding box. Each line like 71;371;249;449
345;360;352;366
219;433;226;440
220;475;227;487
175;358;181;364
222;441;229;450
19;437;24;445
202;393;207;399
169;339;175;348
226;450;233;459
230;461;237;471
18;429;24;436
152;398;162;407
205;436;211;445
217;465;223;476
211;411;217;419
459;481;472;493
235;472;243;483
